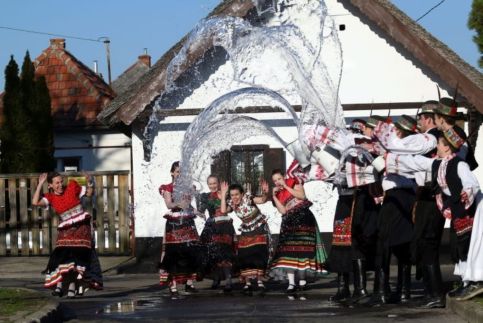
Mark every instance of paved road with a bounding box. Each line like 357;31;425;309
61;287;464;323
0;257;466;322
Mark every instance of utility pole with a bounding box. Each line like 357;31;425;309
98;37;112;85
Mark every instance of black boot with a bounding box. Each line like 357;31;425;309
419;265;445;308
394;263;411;303
329;273;351;303
351;259;369;303
366;267;391;307
211;269;221;290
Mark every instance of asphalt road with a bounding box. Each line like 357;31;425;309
59;277;464;323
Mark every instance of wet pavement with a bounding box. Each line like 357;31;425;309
0;257;467;322
60;283;463;322
56;275;465;323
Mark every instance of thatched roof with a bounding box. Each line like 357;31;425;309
111;55;151;96
98;0;483;128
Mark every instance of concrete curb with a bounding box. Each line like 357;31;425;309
446;295;483;323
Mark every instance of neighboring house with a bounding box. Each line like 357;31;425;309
112;53;151;96
98;0;483;256
31;38;132;172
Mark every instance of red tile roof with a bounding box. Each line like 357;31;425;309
34;38;115;128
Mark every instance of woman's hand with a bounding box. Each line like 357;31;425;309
39;173;47;185
272;186;280;196
281;180;288;189
220;181;229;196
260;180;269;195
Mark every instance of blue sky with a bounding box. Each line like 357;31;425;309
0;0;480;90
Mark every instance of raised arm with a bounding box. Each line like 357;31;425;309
385;153;434;175
385;133;437;155
272;186;287;214
220;181;231;213
283;179;306;200
32;173;48;207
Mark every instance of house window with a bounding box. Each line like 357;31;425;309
57;157;82;172
211;145;285;194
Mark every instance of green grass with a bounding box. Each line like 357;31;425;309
473;294;483;305
0;288;48;319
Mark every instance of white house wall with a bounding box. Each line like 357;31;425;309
131;0;480;238
132;113;338;238
54;131;131;171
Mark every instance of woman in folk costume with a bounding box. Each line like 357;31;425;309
198;175;236;292
384;126;483;301
32;172;102;298
270;169;327;298
220;181;270;296
158;161;201;297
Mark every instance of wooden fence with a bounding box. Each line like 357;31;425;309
0;171;131;256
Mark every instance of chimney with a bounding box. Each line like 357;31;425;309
50;38;66;49
138;49;151;67
93;60;99;74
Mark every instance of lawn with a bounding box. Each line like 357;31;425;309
0;288;48;319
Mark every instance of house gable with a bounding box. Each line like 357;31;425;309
35;38;115;129
111;54;151;96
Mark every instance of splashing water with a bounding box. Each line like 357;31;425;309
173;86;301;200
176;113;288;201
144;0;347;208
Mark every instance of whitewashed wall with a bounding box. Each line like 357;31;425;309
54;131;131;171
131;0;478;238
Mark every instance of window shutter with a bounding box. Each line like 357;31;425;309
211;150;231;182
263;147;285;183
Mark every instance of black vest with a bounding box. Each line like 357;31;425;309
432;157;476;220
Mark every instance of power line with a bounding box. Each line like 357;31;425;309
416;0;446;22
0;25;112;84
0;25;104;43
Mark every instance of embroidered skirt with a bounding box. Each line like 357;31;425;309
237;224;269;279
201;217;236;274
270;202;327;278
327;194;354;273
159;217;201;285
44;218;96;289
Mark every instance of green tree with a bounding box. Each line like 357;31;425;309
1;56;21;173
468;0;483;68
17;51;38;172
0;52;54;173
34;75;55;171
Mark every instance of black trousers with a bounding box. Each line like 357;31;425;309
411;188;445;266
